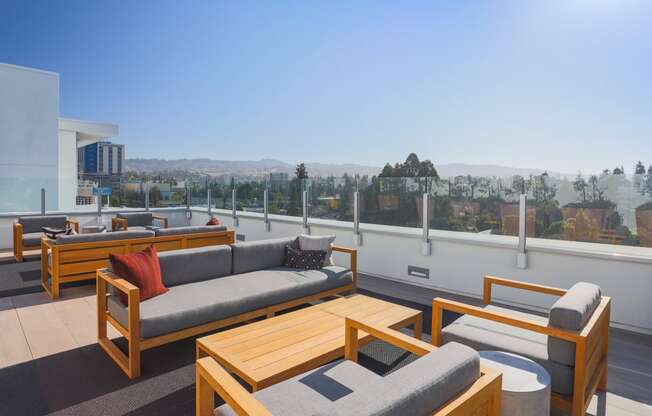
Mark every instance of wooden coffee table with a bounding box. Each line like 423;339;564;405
196;294;422;391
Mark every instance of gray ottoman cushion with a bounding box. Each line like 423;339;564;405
441;304;575;396
158;246;232;287
154;225;227;237
22;232;44;246
19;215;67;233
231;237;298;274
117;212;153;227
548;282;601;367
215;360;381;416
55;230;154;244
318;342;479;416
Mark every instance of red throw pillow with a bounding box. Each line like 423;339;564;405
109;245;168;304
206;217;220;226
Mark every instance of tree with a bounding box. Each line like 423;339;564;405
295;163;308;180
379;163;394;178
635;161;646;175
602;169;610;176
573;173;588;203
613;166;624;175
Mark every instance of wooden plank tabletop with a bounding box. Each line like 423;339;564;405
196;295;422;391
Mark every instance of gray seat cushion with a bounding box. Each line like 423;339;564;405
317;342;479;416
108;265;353;339
117;212;153;227
158;246;233;287
19;215;68;233
22;232;44;247
55;230;155;245
548;282;602;366
215;360;382;416
231;236;298;274
441;304;575;396
154;225;227;237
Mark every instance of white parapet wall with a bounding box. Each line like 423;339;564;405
193;207;652;335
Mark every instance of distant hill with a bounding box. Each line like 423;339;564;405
125;158;381;178
125;158;573;179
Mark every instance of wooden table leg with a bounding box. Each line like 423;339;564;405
412;314;423;340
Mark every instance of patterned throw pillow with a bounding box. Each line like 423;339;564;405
283;246;326;270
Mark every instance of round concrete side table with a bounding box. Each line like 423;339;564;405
479;351;551;416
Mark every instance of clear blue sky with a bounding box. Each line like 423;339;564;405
2;0;650;174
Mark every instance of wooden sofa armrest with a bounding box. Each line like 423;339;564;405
483;275;567;304
196;357;272;416
97;268;139;295
65;219;80;233
431;297;581;347
152;215;168;228
345;317;434;362
112;217;128;231
332;245;357;286
13;223;23;257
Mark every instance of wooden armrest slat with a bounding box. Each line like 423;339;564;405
433;298;581;342
332;245;356;254
197;357;272;416
483;275;567;304
346;317;434;356
97;269;139;294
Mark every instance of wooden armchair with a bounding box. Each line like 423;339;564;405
432;275;611;416
197;317;502;416
111;213;168;231
13;216;78;262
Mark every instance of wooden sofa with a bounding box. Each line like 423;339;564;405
197;317;502;416
111;212;168;231
41;226;234;299
432;275;611;416
97;237;357;379
13;215;79;262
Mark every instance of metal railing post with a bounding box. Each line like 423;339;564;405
421;193;432;255
207;188;212;218
353;191;361;246
145;182;150;211
97;190;102;224
232;187;239;227
302;189;310;234
186;185;192;220
40;188;46;215
264;188;270;232
517;193;528;269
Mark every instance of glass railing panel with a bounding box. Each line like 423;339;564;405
110;178;146;209
267;175;302;217
0;177;58;213
359;177;424;228
146;179;187;208
235;178;265;213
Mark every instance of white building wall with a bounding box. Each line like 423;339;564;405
57;130;77;211
0;63;59;212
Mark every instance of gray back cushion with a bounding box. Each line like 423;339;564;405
158;246;232;287
231;237;298;274
55;230;155;245
317;342;480;416
548;282;602;366
154;225;227;237
19;215;68;233
117;212;153;227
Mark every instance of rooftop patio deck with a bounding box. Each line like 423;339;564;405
0;257;649;415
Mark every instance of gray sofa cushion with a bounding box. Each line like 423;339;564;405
22;232;44;247
154;225;227;237
158;246;232;287
19;215;68;233
108;265;353;339
117;212;153;227
441;304;574;396
317;342;479;416
55;230;155;245
215;360;382;416
231;236;298;274
548;282;602;367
